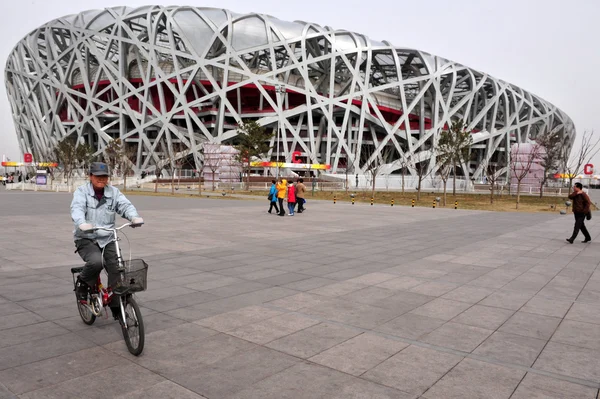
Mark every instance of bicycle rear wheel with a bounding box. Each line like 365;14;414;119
75;291;96;325
121;296;144;356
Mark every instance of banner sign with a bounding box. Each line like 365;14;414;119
250;161;331;170
1;162;58;167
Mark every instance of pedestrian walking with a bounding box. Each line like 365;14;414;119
276;178;287;216
566;182;592;244
287;181;296;216
267;179;279;214
296;178;306;213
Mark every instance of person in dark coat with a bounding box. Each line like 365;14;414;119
267;179;279;214
566;182;592;244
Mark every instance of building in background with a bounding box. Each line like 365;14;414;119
5;6;575;186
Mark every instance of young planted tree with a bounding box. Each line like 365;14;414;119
437;121;473;195
484;162;504;204
510;142;543;209
561;130;600;189
103;138;123;177
234;120;273;190
54;139;79;184
119;145;137;192
414;160;432;200
536;130;562;198
203;143;226;191
361;144;394;199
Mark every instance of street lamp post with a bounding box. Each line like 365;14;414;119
275;84;285;178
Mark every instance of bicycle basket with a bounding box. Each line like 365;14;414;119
115;259;148;293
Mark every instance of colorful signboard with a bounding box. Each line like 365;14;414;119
1;162;58;167
250;161;331;170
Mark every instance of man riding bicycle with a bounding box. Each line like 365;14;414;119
71;162;143;320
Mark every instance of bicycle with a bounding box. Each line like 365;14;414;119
71;222;148;356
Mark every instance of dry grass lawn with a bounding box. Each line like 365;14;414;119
125;185;573;213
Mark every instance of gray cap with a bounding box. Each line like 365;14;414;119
89;162;109;176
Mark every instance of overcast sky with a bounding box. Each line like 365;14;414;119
1;0;598;167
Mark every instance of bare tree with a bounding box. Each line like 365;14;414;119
561;130;600;189
54;139;93;184
119;145;137;192
437;121;473;195
536;130;562;198
484;162;504;204
203;143;226;191
361;144;393;199
234;120;273;190
103;139;123;178
510;142;543;209
414;160;432;200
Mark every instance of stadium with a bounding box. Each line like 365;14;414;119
5;6;575;186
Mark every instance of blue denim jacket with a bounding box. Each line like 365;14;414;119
70;183;140;248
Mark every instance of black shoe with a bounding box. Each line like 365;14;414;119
110;306;120;321
582;239;591;243
566;238;574;244
75;278;90;300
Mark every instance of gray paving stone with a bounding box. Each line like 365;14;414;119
451;304;515;330
511;372;598;399
266;322;362;358
363;345;463;395
441;285;494;303
478;289;535;310
421;321;493;352
170;346;299;398
473;331;546;366
0;322;69;349
551;319;600;350
308;332;408;376
19;364;165;399
0;347;121;394
521;295;573;318
410;298;473;321
422;358;526;399
115;381;207;399
499;311;562;340
534;341;600;383
565;302;600;324
375;312;446;340
228;312;320;344
228;361;412;399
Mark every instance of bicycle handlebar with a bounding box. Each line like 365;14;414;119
82;222;143;233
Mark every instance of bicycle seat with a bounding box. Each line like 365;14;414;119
71;266;84;274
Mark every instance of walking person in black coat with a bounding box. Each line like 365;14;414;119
566;182;592;244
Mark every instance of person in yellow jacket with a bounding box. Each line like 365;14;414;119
276;178;287;216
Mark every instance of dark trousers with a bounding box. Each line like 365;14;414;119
570;213;591;241
75;239;120;307
278;198;285;215
268;201;279;213
296;198;304;212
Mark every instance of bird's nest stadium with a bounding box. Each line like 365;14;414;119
5;6;575;185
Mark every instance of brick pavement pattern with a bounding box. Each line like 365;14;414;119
0;188;598;398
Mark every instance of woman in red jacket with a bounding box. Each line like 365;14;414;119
287;181;296;216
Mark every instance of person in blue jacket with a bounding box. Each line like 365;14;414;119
267;179;279;214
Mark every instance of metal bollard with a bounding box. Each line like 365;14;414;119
432;199;436;209
391;199;394;207
411;199;415;207
455;201;458;209
352;198;355;205
334;195;337;204
370;198;374;206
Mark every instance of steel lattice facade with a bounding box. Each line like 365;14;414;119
5;6;575;180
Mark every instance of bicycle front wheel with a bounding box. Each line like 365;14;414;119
121;296;144;356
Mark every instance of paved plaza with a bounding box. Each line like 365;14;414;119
0;187;599;398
